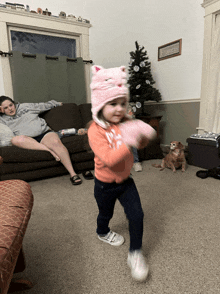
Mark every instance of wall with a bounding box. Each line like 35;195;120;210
0;1;204;146
141;101;200;145
2;0;204;102
0;0;204;102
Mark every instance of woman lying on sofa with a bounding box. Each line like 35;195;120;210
0;96;94;185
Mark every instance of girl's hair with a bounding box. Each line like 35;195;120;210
0;96;15;106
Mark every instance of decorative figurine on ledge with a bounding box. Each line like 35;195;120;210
82;18;90;23
67;14;76;21
37;7;43;14
43;8;51;16
59;11;66;18
5;2;25;10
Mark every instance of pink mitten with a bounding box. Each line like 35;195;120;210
119;119;156;149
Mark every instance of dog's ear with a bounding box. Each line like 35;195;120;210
178;142;184;150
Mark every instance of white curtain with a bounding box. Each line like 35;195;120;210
206;13;220;133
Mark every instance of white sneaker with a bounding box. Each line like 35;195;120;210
98;230;124;246
133;162;142;172
127;250;149;282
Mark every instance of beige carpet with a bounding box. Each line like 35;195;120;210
14;160;220;294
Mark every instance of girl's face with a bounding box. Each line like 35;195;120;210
102;97;127;124
0;99;16;116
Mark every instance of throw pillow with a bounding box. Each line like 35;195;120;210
0;123;14;147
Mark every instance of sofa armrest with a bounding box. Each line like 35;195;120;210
0;180;34;294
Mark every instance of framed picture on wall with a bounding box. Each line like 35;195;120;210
158;39;182;61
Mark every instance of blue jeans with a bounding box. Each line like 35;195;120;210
94;176;144;251
132;147;139;163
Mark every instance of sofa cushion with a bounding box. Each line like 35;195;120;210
0;123;14;147
1;160;59;174
61;135;91;153
41;103;83;131
2;136;92;163
79;103;92;127
1;146;54;163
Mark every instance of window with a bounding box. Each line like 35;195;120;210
10;30;77;58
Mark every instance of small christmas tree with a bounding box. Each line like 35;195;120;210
128;41;161;116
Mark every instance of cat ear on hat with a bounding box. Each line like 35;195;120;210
92;65;104;74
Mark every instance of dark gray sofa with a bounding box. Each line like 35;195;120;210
0;103;94;182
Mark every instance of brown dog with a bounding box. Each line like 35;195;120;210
152;141;186;172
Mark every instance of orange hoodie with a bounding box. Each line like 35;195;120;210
88;121;134;183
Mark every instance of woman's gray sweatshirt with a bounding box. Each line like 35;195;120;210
0;100;61;137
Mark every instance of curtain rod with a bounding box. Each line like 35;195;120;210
0;51;93;63
0;51;13;57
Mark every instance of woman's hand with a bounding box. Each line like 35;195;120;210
59;102;63;106
78;128;88;135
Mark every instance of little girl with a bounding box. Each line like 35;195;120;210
88;65;156;282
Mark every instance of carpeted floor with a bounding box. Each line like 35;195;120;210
14;160;220;294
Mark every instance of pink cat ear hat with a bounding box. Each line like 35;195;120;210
90;65;129;128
